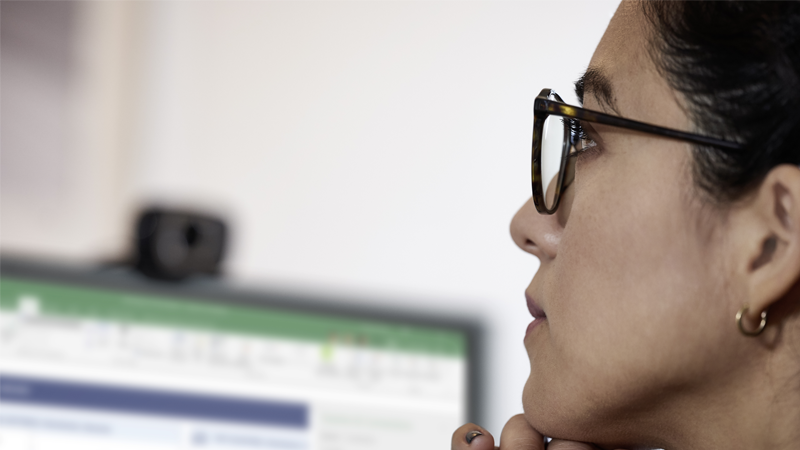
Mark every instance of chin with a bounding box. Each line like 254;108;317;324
522;372;604;444
522;373;573;439
522;373;659;450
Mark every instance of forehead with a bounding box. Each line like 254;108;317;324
585;1;686;129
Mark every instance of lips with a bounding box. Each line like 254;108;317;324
525;294;547;338
526;294;546;319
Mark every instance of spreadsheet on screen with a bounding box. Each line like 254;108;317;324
0;265;476;450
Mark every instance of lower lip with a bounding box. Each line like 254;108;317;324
525;317;545;338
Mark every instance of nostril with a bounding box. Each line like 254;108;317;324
524;239;540;253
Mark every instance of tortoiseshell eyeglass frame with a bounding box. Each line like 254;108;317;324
531;88;745;215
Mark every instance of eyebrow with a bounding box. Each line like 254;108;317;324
575;67;619;114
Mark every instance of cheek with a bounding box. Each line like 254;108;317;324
523;154;736;436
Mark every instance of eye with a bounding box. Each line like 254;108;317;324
578;135;598;152
568;120;600;157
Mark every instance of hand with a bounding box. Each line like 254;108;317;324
451;415;608;450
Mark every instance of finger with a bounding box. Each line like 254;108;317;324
547;439;602;450
499;414;545;450
452;422;495;450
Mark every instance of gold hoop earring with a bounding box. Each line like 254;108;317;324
736;305;767;337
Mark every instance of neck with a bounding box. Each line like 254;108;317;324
658;309;800;450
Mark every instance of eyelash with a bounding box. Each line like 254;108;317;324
567;119;601;158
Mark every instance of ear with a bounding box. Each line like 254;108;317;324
738;164;800;324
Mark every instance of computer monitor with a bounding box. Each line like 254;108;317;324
0;258;481;450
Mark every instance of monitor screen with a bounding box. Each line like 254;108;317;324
0;259;478;450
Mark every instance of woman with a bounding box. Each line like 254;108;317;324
453;1;800;449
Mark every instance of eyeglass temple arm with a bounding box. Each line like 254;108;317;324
536;99;744;151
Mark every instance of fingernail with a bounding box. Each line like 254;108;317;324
465;430;483;444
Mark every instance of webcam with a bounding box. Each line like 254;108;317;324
135;209;227;281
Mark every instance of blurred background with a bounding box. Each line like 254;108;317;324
1;0;617;446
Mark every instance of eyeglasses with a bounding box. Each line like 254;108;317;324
531;88;744;214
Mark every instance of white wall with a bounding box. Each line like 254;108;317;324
1;0;618;437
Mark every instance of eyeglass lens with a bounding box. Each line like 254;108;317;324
540;114;566;209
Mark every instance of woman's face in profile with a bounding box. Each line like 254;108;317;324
511;2;746;445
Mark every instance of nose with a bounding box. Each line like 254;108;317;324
509;197;566;261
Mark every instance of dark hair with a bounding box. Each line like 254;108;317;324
643;1;800;204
